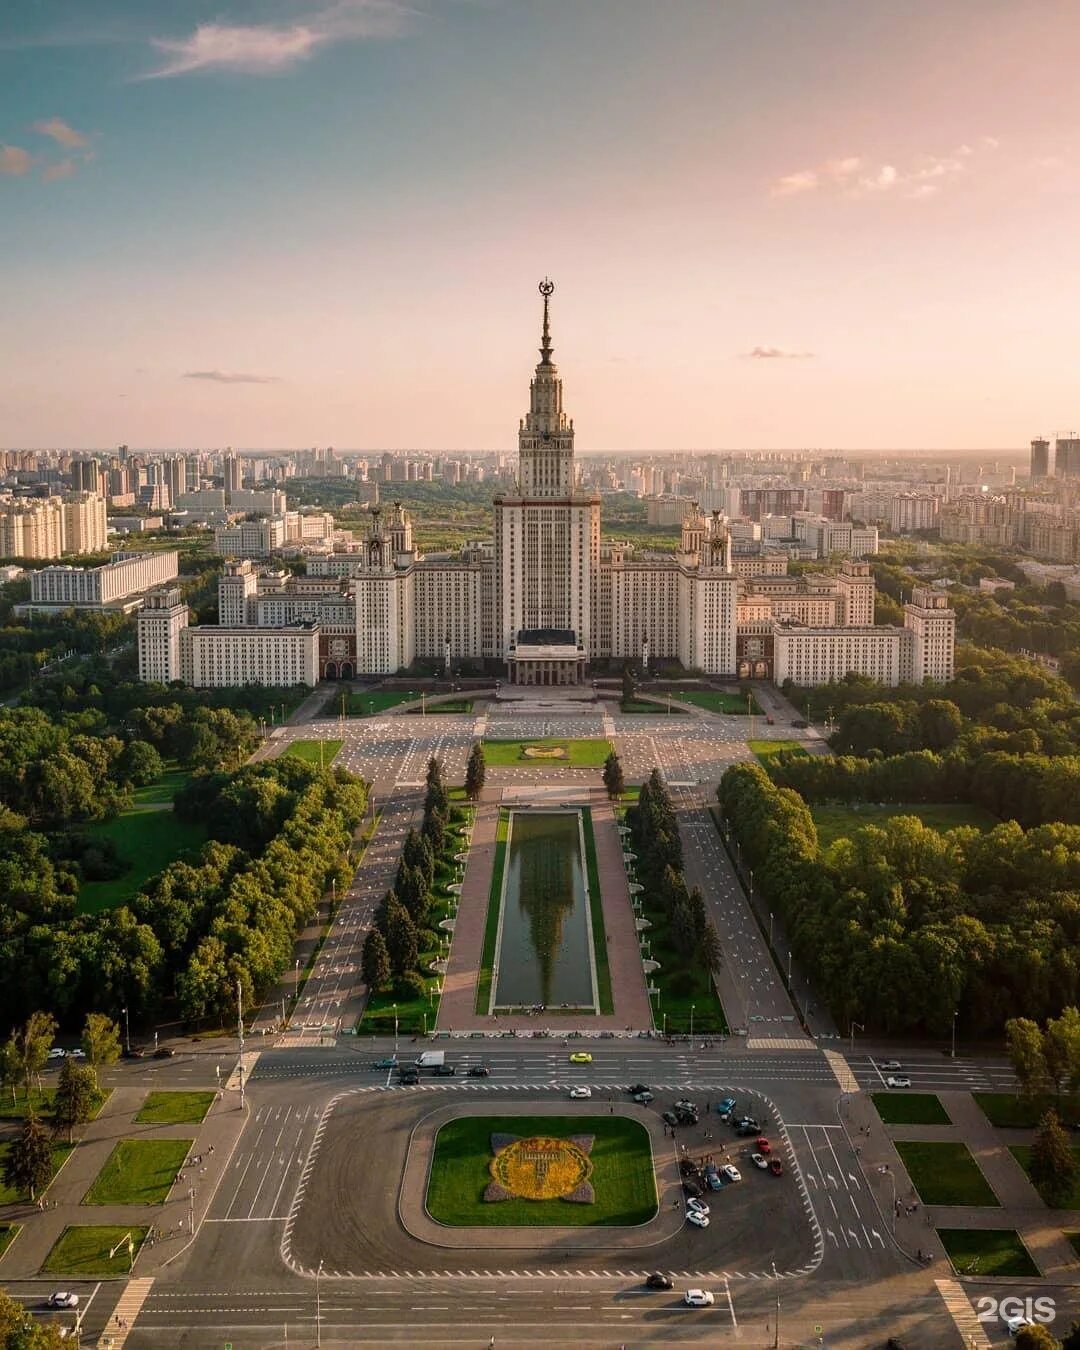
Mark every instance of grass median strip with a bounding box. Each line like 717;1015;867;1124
973;1092;1080;1130
135;1091;215;1126
284;739;342;767
894;1141;999;1207
475;809;510;1015
482;738;613;766
937;1227;1038;1278
580;807;613;1015
871;1092;951;1126
83;1138;192;1206
43;1225;150;1277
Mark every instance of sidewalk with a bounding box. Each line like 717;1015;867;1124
0;1080;252;1279
839;1087;1080;1280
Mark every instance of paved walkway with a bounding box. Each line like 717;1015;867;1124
0;1079;251;1280
838;1088;1080;1280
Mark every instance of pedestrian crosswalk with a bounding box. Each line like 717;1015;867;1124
823;1048;860;1093
934;1278;991;1348
98;1278;155;1349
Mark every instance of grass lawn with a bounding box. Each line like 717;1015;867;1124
748;739;809;767
345;689;420;716
426;1115;657;1226
811;802;998;849
83;1138;192;1206
425;699;474;713
475;809;510;1014
0;1224;20;1260
620;698;687;714
1009;1144;1080;1208
938;1228;1038;1278
894;1141;999;1207
1067;1231;1080;1260
675;690;763;715
482;738;613;767
77;810;207;914
43;1225;149;1277
0;1142;72;1204
135;1091;215;1127
0;1087;55;1121
581;808;613;1015
284;739;342;767
872;1093;952;1126
129;766;191;808
974;1093;1080;1130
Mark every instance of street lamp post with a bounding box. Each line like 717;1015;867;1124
769;909;774;948
662;1010;667;1039
316;1258;324;1348
787;949;793;985
121;1004;131;1056
690;1004;695;1043
951;1009;958;1059
849;1021;864;1053
772;1261;780;1349
237;977;245;1112
879;1165;897;1232
393;1003;399;1055
188;1186;196;1235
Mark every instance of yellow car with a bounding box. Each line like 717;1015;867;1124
569;1051;593;1064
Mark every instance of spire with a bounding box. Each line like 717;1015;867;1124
538;278;554;366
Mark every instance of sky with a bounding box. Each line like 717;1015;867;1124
1;0;1078;451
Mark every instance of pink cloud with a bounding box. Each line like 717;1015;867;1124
0;144;33;175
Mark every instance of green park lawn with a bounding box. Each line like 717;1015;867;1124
77;806;207;914
937;1228;1038;1279
0;1087;55;1122
426;1116;657;1226
748;739;808;766
675;690;763;715
894;1142;999;1207
135;1091;215;1127
83;1139;192;1206
871;1093;952;1126
43;1225;149;1277
127;767;191;808
482;738;613;766
1009;1144;1080;1209
0;1225;20;1260
620;697;687;714
284;739;342;767
0;1142;72;1204
811;802;998;849
345;690;421;716
974;1093;1080;1130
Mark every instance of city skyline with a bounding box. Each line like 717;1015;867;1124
2;0;1078;449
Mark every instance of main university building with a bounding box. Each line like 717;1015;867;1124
138;284;954;690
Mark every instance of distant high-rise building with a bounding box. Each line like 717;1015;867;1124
1056;437;1080;479
1030;438;1052;479
224;453;243;492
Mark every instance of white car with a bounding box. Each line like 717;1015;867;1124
1006;1314;1035;1336
686;1208;709;1228
751;1153;769;1170
568;1086;592;1100
686;1197;710;1215
684;1288;714;1306
721;1164;742;1183
68;1048;86;1060
880;1059;902;1071
47;1293;79;1309
47;1048;66;1061
886;1076;912;1089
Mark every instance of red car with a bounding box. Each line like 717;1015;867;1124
769;1158;783;1177
756;1137;771;1154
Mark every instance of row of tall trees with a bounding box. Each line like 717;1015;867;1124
0;756;365;1031
628;770;722;975
362;755;459;999
718;760;1080;1035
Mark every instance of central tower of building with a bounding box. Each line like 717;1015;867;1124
494;281;600;684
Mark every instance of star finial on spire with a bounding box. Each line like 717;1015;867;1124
538;278;554;365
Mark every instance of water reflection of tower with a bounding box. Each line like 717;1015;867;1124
517;822;574;1005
